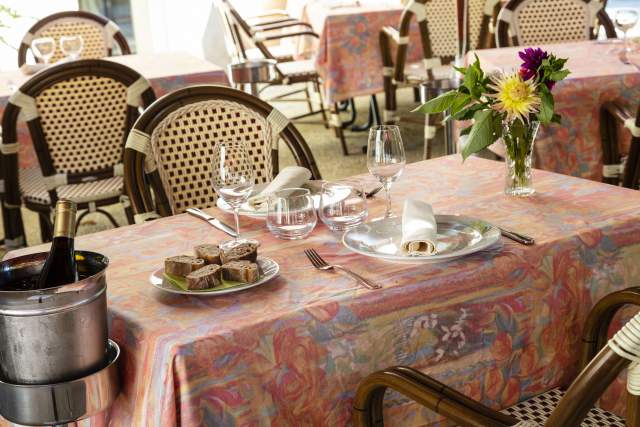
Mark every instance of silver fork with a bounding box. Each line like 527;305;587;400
304;249;381;290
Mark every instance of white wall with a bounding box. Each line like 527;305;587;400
0;0;77;69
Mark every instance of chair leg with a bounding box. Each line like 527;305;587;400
96;208;120;228
124;204;134;225
314;80;329;129
304;84;314;115
331;103;348;155
39;212;52;243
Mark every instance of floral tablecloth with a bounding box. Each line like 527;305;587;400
5;156;640;426
0;52;229;170
291;0;423;103
469;40;640;182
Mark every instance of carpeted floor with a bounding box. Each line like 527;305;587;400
8;85;448;249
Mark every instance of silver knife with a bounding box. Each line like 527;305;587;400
499;227;535;245
186;208;238;237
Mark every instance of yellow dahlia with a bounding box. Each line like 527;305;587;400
487;72;540;123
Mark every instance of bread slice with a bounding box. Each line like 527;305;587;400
222;260;259;284
221;243;258;264
165;255;204;277
194;244;222;265
186;264;222;290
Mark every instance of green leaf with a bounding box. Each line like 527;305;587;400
538;90;554;124
551;113;562;124
549;69;570;81
412;90;459;114
449;93;472;116
460;125;472;136
461;110;497;160
451;103;484;121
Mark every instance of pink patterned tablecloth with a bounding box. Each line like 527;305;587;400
5;156;640;426
0;52;229;170
293;0;423;103
468;40;640;182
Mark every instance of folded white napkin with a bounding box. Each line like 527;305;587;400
247;166;311;209
401;199;438;256
19;63;47;75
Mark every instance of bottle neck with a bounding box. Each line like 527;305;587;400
53;208;76;239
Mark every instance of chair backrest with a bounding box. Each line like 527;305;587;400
496;0;615;47
1;59;156;208
18;11;131;67
219;0;276;61
123;85;321;221
467;0;501;51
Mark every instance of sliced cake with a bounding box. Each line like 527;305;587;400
221;243;258;264
185;264;222;290
222;260;259;284
165;255;205;277
194;244;222;265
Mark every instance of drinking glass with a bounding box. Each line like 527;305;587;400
367;125;406;219
319;181;367;232
615;9;639;55
267;188;317;240
31;37;56;65
60;35;84;60
211;140;257;250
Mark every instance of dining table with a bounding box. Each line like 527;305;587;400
4;155;640;426
466;40;640;183
2;52;229;170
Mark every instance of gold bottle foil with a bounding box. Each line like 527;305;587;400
53;200;77;238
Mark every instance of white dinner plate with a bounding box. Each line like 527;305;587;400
342;215;500;263
149;257;279;296
216;194;321;219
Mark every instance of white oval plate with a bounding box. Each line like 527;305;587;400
342;215;500;264
216;195;321;219
149;257;279;296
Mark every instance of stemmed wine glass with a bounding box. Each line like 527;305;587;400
31;37;56;65
615;9;639;60
367;125;406;219
211;140;258;250
60;35;84;60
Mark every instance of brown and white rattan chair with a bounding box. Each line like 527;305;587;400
123;85;321;222
18;11;131;67
354;287;640;427
600;101;640;189
495;0;616;47
380;0;497;159
0;59;156;248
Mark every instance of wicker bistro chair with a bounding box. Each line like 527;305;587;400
0;59;156;248
495;0;616;47
380;0;498;159
354;287;640;427
600;102;640;189
18;11;130;67
123;85;321;222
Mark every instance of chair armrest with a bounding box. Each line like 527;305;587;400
256;30;319;42
380;25;402;47
247;17;299;26
252;20;313;32
353;366;516;427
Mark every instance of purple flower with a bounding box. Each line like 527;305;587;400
518;47;555;89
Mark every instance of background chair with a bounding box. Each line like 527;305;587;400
380;0;496;159
354;287;640;426
600;101;640;189
18;10;131;67
496;0;616;47
1;59;156;248
123;85;321;222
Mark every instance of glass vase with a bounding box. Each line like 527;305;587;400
502;120;539;197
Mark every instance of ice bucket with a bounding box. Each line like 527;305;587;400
0;251;109;385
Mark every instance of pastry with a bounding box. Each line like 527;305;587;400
165;255;204;277
222;260;259;284
194;244;222;265
221;243;258;263
185;264;222;290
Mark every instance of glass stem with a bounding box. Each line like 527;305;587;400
624;31;631;53
383;181;393;218
233;208;241;241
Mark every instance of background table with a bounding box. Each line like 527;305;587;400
468;40;640;182
1;52;229;170
5;156;640;426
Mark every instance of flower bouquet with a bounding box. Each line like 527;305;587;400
415;48;570;196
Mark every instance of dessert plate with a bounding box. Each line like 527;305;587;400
149;257;279;296
342;215;500;264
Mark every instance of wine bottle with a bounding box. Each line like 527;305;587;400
36;199;78;289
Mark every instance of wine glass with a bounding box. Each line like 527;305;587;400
31;37;56;65
60;35;84;60
211;140;258;250
367;125;406;219
615;9;639;57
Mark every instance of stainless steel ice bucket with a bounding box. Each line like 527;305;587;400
228;59;277;84
0;251;109;385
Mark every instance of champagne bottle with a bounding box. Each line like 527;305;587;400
36;200;78;289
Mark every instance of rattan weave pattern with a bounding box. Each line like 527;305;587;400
35;75;128;174
515;0;590;45
468;0;488;50
149;100;274;214
425;0;459;58
36;18;108;63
